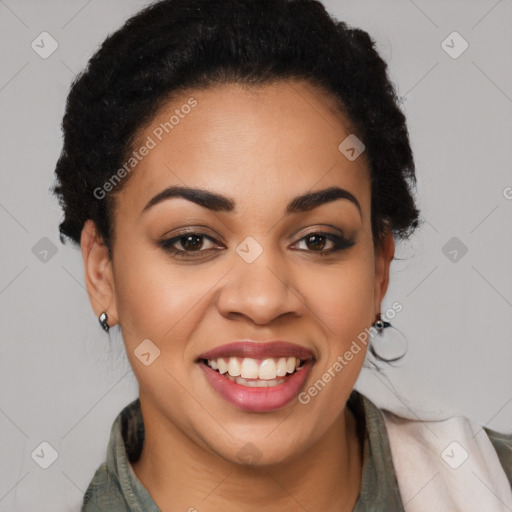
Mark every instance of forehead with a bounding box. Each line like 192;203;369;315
118;79;370;217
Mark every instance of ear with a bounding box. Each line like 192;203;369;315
373;228;395;319
80;219;118;328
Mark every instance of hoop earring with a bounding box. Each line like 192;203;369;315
369;313;408;363
98;311;110;333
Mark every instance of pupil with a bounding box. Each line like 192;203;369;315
182;234;202;250
307;234;325;250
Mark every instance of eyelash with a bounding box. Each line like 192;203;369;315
159;230;356;260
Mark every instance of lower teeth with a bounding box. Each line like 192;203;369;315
223;373;288;387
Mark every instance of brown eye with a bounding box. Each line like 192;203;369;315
304;234;327;251
159;230;355;261
293;232;355;255
160;232;220;259
179;234;204;251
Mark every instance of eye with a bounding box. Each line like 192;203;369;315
160;231;221;259
291;232;355;255
159;229;356;260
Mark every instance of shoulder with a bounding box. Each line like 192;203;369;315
484;426;512;487
379;408;512;511
81;397;156;511
81;464;131;512
381;408;512;485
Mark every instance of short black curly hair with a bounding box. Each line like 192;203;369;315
52;0;421;259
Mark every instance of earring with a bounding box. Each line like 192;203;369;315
98;311;110;333
369;313;408;363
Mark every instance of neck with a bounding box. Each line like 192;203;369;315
132;396;363;512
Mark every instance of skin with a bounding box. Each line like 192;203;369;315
81;79;395;512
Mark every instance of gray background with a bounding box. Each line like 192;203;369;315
0;0;511;510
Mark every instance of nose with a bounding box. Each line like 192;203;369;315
215;246;307;326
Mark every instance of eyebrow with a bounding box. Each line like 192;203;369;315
140;185;362;218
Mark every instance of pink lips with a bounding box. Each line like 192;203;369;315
197;340;315;361
196;341;315;413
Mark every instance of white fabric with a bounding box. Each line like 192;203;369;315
381;409;512;512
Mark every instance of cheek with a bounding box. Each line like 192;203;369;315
300;246;375;403
305;255;376;340
295;258;374;426
112;243;222;351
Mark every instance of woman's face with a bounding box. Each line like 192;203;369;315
82;79;393;465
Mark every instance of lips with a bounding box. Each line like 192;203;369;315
196;340;315;361
196;341;315;412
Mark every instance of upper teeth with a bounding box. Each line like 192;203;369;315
207;357;302;380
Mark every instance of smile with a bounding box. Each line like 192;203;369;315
196;341;315;412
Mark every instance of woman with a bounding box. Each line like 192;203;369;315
51;0;512;510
